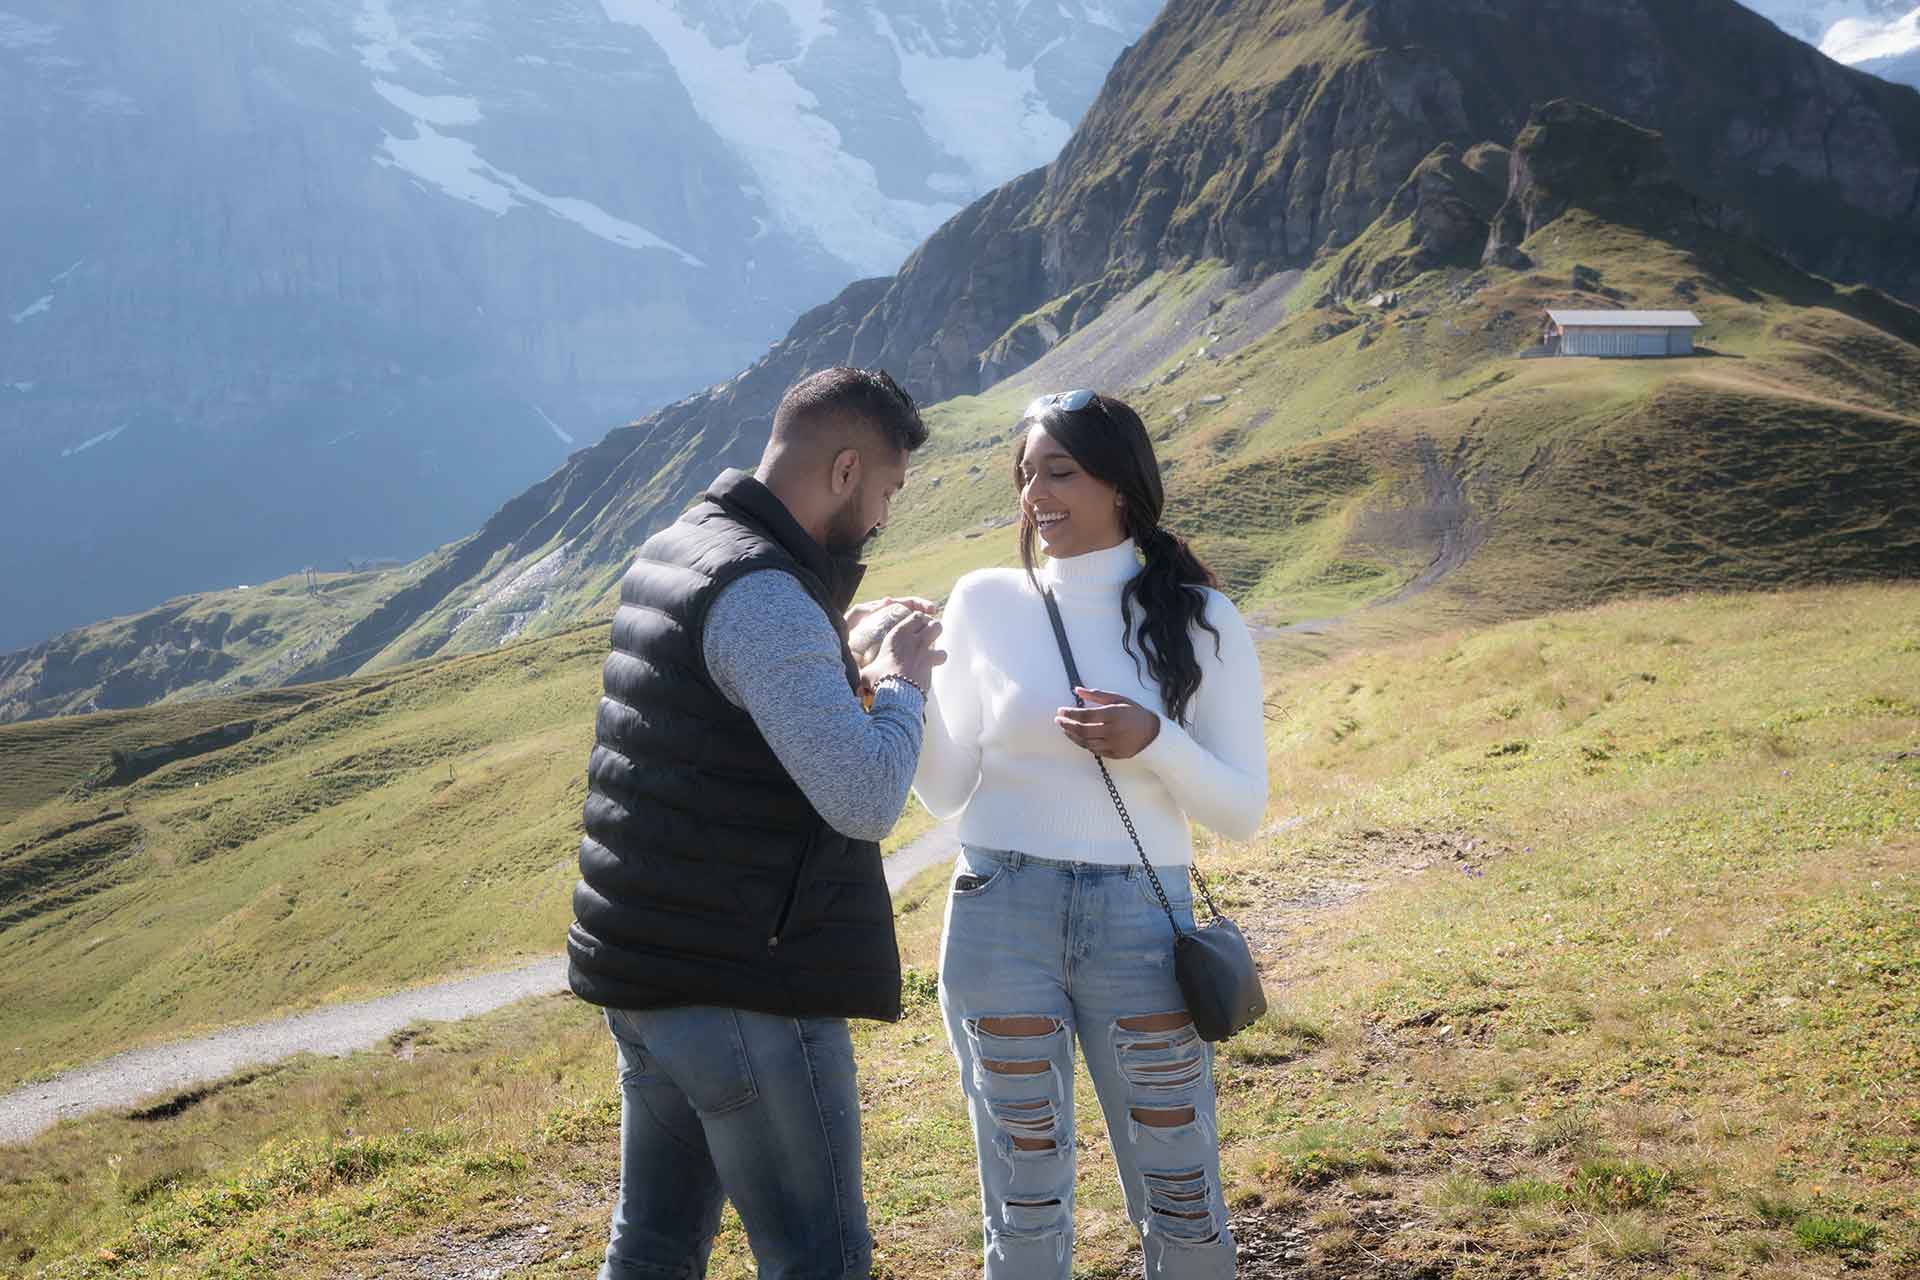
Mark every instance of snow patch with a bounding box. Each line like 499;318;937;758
599;0;956;273
51;259;84;284
354;0;443;74
379;124;516;213
1823;7;1920;60
10;295;51;324
881;18;1073;193
374;80;481;125
291;27;335;54
61;424;126;458
539;192;698;257
530;402;576;445
8;381;35;393
378;122;704;264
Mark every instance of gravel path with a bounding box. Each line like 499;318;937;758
0;821;961;1145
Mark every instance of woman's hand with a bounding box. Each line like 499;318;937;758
845;595;938;630
1055;688;1161;760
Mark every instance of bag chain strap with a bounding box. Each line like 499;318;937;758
1042;589;1225;938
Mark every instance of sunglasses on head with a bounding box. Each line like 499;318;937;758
1024;388;1104;419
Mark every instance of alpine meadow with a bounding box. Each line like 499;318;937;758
2;0;1917;1278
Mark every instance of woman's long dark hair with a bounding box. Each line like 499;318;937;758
1015;393;1221;726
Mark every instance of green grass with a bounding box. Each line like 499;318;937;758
4;583;1916;1278
1792;1213;1879;1254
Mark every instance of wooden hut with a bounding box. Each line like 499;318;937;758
1542;309;1702;357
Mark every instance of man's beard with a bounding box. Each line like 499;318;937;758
824;493;878;557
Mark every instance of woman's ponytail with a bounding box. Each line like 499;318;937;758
1121;512;1220;727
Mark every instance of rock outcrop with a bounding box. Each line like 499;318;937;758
1336;143;1514;293
1484;100;1749;266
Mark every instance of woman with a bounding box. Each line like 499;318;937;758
914;390;1268;1278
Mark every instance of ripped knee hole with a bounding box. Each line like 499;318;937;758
1146;1169;1220;1241
1116;1011;1194;1034
976;1015;1063;1037
1130;1105;1197;1127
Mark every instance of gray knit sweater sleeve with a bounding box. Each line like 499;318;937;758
703;569;925;842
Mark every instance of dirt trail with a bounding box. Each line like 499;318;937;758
1253;436;1491;642
0;822;962;1145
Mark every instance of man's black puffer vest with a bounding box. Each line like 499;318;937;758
566;470;902;1023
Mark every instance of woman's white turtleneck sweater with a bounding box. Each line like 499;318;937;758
913;540;1269;865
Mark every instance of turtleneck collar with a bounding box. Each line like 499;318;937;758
1039;538;1140;592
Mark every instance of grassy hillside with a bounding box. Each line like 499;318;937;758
0;624;604;1091
0;570;417;724
4;179;1915;1094
855;204;1920;640
5;129;1917;1079
0;619;936;1093
3;584;1913;1278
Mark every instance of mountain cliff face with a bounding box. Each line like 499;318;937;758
854;0;1920;403
8;0;1920;719
0;0;1156;654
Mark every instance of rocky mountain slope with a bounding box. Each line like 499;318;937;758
6;0;1919;720
0;0;1156;654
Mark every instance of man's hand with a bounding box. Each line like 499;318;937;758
1055;688;1161;759
866;611;946;692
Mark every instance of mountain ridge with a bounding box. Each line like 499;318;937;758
6;0;1920;721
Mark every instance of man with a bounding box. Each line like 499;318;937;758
567;366;943;1280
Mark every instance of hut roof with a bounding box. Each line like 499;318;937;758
1547;309;1702;328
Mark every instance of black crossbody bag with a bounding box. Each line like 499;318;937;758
1042;589;1267;1042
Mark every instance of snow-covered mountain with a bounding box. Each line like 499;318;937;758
0;0;1156;653
1741;0;1920;84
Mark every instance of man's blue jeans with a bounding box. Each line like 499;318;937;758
598;1005;871;1280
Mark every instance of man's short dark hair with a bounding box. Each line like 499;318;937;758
773;367;928;455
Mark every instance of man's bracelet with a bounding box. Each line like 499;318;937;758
875;673;927;702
